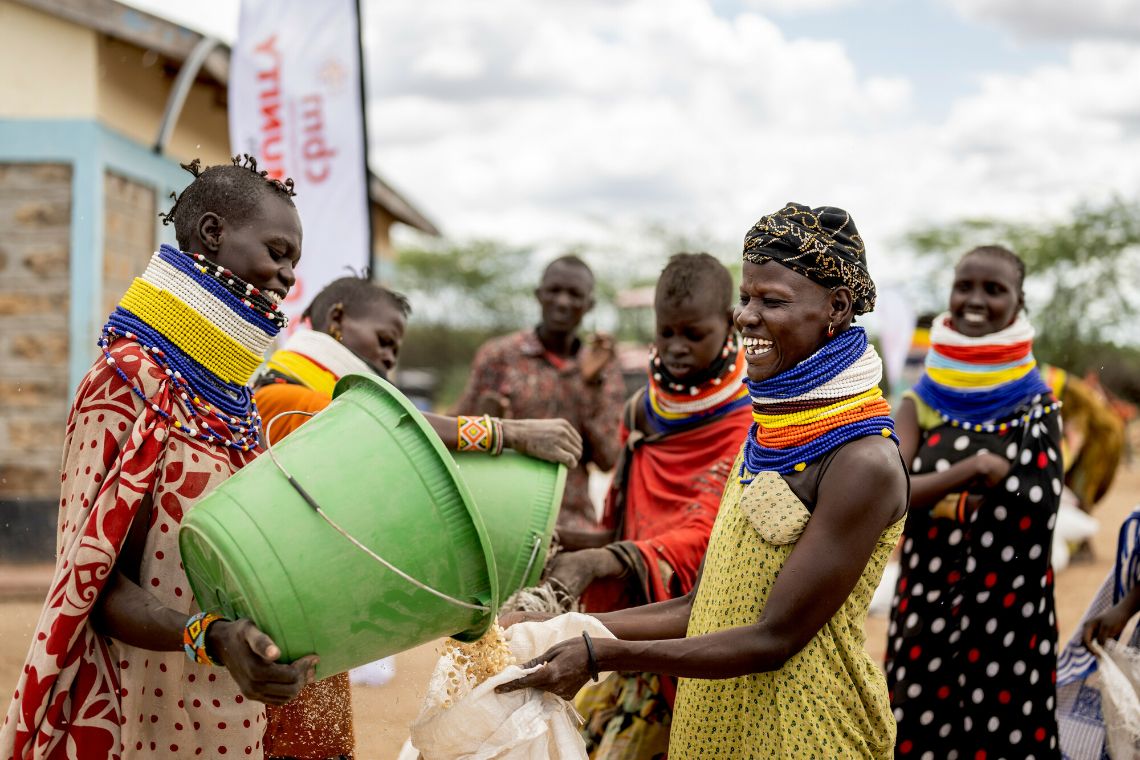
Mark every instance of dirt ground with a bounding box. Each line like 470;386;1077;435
2;465;1137;759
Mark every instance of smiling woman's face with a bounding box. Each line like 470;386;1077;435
206;193;303;306
733;260;837;382
948;252;1022;337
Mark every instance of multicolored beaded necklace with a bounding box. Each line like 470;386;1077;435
741;326;897;481
911;311;1055;427
644;333;750;433
256;329;377;397
99;244;286;451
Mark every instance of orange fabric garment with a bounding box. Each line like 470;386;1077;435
253;381;353;760
254;382;332;442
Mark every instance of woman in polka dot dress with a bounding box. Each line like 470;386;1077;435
886;246;1063;759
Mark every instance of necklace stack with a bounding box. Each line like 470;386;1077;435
912;311;1054;426
99;244;285;451
257;329;377;397
645;334;750;432
741;327;897;481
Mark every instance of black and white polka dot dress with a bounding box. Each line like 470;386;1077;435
886;394;1063;760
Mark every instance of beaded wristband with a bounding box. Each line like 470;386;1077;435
184;611;226;666
582;631;600;682
457;415;495;453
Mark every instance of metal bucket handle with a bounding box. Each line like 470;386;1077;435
264;410;490;613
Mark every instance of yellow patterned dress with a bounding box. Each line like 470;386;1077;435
669;459;903;759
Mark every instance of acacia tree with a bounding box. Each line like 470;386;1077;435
905;197;1140;375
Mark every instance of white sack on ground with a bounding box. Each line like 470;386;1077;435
349;655;397;687
1053;488;1100;573
407;612;615;760
1091;639;1140;759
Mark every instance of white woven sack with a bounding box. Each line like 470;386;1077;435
1090;639;1140;759
407;613;614;760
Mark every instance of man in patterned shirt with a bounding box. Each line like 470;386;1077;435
455;255;625;550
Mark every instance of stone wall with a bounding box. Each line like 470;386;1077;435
103;171;156;316
0;163;72;560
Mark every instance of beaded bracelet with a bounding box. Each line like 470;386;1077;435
582;631;600;682
184;611;226;666
457;414;495;453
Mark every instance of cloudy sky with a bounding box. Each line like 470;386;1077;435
126;0;1140;292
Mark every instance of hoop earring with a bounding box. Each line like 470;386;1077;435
827;321;835;337
331;327;343;342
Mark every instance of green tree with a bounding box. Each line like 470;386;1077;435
386;230;737;406
904;197;1140;373
389;239;539;330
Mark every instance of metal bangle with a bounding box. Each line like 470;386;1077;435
582;631;600;682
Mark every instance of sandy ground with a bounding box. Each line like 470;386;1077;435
2;465;1137;759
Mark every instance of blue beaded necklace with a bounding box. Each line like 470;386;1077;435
741;327;898;480
749;327;867;400
98;246;284;452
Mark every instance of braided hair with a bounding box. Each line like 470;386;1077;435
160;155;298;250
304;276;412;331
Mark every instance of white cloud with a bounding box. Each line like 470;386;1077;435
366;0;917;258
364;0;1140;296
947;0;1140;41
121;0;1140;297
741;0;858;13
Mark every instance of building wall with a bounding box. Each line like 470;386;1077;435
0;163;72;560
0;2;231;167
103;170;157;317
96;35;231;166
0;1;98;118
0;121;197;562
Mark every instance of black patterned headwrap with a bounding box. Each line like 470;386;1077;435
743;202;876;314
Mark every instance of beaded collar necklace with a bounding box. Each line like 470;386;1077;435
99;244;286;451
258;329;377;397
912;311;1055;427
644;333;750;433
741;327;897;481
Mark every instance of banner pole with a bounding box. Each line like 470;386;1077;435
355;0;377;281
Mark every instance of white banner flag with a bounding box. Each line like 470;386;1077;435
229;0;370;324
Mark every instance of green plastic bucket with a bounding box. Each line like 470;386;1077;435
179;374;499;678
451;451;566;599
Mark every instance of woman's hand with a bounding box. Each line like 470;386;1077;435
501;418;583;468
498;610;556;629
546;549;624;599
1083;602;1136;649
970;453;1012;488
495;637;593;701
207;619;318;706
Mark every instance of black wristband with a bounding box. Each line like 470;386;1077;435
582;631;600;682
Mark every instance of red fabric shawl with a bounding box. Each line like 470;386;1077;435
586;402;752;611
1;342;261;759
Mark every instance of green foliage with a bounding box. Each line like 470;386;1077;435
390;240;539;330
904;197;1140;379
386;230;738;407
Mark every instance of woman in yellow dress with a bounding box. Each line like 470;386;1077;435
501;203;909;758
